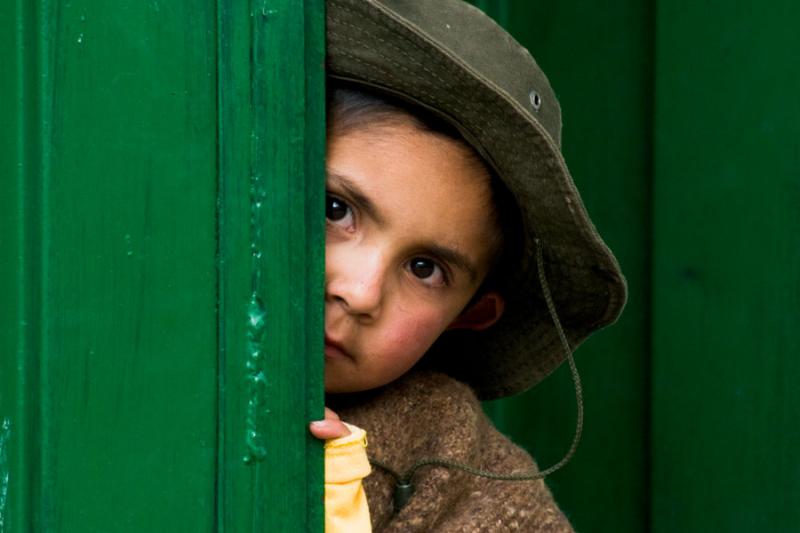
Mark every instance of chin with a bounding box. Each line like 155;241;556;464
324;374;361;394
324;372;393;394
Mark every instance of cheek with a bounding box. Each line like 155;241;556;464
381;306;453;359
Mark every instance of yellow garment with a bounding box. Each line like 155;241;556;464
325;422;372;533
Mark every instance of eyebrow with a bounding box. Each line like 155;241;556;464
327;170;387;227
424;243;480;284
326;170;480;283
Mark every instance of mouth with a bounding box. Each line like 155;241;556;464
324;335;351;361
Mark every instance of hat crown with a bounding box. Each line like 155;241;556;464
374;0;562;147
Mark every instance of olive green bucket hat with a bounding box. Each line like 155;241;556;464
327;0;628;400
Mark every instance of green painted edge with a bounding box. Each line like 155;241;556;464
217;0;324;530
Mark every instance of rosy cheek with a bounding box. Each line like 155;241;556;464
383;309;451;357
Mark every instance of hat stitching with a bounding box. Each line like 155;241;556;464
330;14;452;88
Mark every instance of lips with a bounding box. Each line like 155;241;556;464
324;335;351;360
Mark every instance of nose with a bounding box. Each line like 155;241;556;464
325;245;386;320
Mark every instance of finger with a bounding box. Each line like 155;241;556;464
324;407;341;421
309;418;351;440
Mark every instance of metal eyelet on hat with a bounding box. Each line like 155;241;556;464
529;90;542;112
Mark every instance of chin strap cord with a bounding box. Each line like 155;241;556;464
369;238;584;513
531;237;584;476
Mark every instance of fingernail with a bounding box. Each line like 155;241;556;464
310;420;327;427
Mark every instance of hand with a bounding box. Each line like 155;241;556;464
309;407;352;440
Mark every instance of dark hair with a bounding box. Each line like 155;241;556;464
327;82;521;298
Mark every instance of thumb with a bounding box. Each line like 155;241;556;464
309;407;352;440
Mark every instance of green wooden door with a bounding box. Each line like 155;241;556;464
1;0;324;530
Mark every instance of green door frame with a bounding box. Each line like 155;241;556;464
1;0;324;530
216;0;325;530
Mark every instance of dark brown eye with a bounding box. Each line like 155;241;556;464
410;258;435;279
408;258;447;287
326;195;350;222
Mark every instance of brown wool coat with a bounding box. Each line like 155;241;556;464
332;370;575;532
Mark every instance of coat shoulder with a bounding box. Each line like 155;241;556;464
441;416;574;532
335;369;574;532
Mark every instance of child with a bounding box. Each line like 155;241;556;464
310;0;627;531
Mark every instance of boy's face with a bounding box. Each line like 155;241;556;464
324;120;503;393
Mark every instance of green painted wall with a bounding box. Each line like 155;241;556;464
476;1;800;532
650;1;800;530
475;1;652;530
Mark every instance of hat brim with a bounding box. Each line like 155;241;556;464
327;0;628;399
